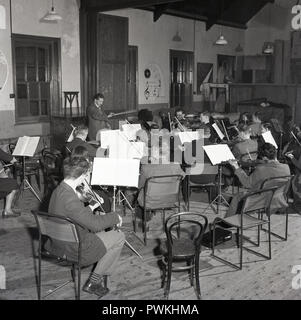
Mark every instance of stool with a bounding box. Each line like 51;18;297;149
63;91;80;117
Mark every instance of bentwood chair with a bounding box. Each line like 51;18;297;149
161;212;208;299
259;175;294;241
135;174;183;245
211;187;277;270
31;210;86;300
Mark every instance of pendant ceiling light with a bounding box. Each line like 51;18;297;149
262;3;273;54
44;0;62;21
172;31;182;42
214;0;228;46
215;34;228;45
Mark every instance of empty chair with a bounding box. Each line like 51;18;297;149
161;211;208;300
211;187;277;270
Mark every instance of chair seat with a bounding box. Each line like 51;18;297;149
161;239;196;258
223;214;268;228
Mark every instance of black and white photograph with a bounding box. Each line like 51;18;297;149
1;0;301;306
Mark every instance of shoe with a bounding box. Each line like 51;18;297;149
2;210;21;218
12;208;21;213
83;280;109;298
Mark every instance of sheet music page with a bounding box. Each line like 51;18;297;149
12;136;40;157
262;131;278;149
100;130;120;148
91;158;140;187
178;131;200;144
212;123;225;140
203;144;235;165
121;124;141;141
127;141;145;159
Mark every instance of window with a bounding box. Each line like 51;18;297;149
12;35;60;123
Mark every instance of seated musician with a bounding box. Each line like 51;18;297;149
66;125;97;159
135;141;185;220
174;108;188;130
231;124;258;160
286;151;301;212
46;156;125;298
248;112;263;138
224;143;290;218
0;148;20;218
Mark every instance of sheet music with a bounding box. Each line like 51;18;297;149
178;131;200;144
203;144;235;165
12;136;40;157
121;124;141;141
262;131;278;149
91;158;140;187
100;130;120;148
212;123;225;140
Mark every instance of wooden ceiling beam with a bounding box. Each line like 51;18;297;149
81;0;184;12
153;4;170;22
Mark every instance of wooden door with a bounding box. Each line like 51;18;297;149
98;14;128;113
170;50;193;109
127;45;138;110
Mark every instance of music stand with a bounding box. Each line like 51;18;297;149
202;144;235;214
91;158;143;260
202;162;229;215
19;156;42;203
12;136;42;203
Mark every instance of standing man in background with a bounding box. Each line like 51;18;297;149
87;93;114;141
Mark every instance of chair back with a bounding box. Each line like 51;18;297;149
144;174;183;209
240;187;278;216
164;212;208;252
186;163;218;176
260;175;293;212
31;210;81;243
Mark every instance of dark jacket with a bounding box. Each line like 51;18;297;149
66;138;97;158
45;182;119;266
87;102;110;141
232;138;258;160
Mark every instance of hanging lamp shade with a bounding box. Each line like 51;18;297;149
215;34;228;45
44;1;62;21
263;42;274;54
172;31;182;42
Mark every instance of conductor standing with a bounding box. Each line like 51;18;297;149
87;93;113;140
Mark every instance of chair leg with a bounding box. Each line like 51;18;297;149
268;219;272;260
195;256;201;300
71;264;76;282
38;252;42;300
36;171;41;190
239;228;243;270
284;209;289;241
77;265;81;300
164;259;172;300
143;208;147;246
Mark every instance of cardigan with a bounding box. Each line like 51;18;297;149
45;181;119;266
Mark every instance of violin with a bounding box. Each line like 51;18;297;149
75;180;106;215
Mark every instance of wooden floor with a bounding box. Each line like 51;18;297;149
1;181;301;301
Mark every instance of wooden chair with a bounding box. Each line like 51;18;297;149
161;211;208;299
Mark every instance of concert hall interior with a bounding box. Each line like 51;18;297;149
1;0;301;301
